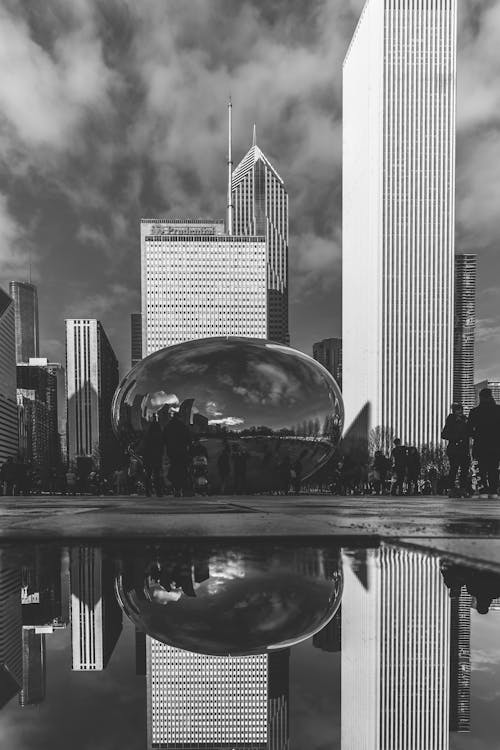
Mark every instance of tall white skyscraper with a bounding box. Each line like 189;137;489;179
147;639;268;749
141;219;267;355
342;0;457;447
0;287;18;467
341;546;450;750
65;319;119;470
70;546;122;671
232;128;289;345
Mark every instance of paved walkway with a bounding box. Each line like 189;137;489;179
2;494;500;570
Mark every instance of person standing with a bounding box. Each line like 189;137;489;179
372;450;390;495
468;388;500;499
164;410;192;497
441;403;470;498
406;447;421;495
390;438;407;496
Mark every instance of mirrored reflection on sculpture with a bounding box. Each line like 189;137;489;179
114;541;343;656
112;337;343;494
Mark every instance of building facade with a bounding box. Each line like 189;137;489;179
313;338;342;390
19;628;46;707
147;639;268;749
17;359;63;470
70;546;122;671
0;288;18;469
130;313;142;367
16;388;50;472
342;0;457;448
449;589;471;733
341;546;450;750
0;550;22;708
9;281;39;363
141;219;267;355
65;320;119;471
474;380;500;406
454;254;477;414
232;130;289;344
146;639;289;750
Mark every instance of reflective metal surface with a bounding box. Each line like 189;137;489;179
115;541;343;656
112;337;343;494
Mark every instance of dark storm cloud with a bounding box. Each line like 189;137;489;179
0;0;498;373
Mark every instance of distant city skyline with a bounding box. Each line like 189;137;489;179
0;2;498;382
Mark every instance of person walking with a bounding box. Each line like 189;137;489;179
441;403;470;498
468;388;500;499
406;447;421;495
390;438;407;496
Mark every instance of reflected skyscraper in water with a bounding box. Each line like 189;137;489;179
0;550;22;709
147;638;289;750
341;547;450;750
449;588;471;733
19;627;45;707
70;546;122;671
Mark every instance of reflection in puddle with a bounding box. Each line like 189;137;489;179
0;541;500;748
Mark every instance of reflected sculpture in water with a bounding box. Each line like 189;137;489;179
114;541;343;656
112;337;343;495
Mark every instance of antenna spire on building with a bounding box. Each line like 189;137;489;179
252;123;257;147
227;96;234;235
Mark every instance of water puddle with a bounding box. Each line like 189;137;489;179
0;539;499;748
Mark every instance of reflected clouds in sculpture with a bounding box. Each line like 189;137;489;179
112;337;343;493
114;541;343;656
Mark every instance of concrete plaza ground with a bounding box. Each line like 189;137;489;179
2;493;500;570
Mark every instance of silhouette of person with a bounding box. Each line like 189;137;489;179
468;388;500;498
142;418;165;497
372;450;390;495
164;410;192;497
391;438;407;496
232;446;248;494
217;442;232;494
0;456;16;496
406;447;421;495
441;402;470;497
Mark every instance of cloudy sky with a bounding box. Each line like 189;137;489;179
0;0;499;379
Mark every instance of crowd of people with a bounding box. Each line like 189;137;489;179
2;387;500;498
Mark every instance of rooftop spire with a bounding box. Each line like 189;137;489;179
252;123;256;147
227;96;233;235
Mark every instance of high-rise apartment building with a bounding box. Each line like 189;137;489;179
454;255;477;414
16;359;63;469
130;313;142;367
0;287;18;468
474;380;500;406
65;320;119;471
341;546;450;750
147;639;290;750
313;338;342;390
16;388;50;471
449;589;471;733
232;129;289;344
342;0;457;448
70;546;122;671
141;220;267;355
9;281;39;363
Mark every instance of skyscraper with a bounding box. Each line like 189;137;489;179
449;589;471;733
232;127;289;345
141;219;267;355
454;254;477;414
0;287;18;467
130;313;142;367
147;640;268;749
9;281;39;363
65;319;119;472
341;546;450;750
342;0;457;448
313;338;342;390
70;546;122;671
146;639;290;750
